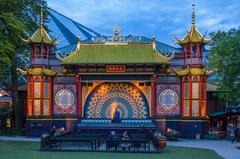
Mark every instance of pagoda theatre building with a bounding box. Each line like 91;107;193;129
18;6;215;138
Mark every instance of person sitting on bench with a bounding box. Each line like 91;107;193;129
112;107;121;123
107;130;118;150
121;130;131;150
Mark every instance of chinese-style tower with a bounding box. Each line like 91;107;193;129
18;7;57;119
174;3;214;136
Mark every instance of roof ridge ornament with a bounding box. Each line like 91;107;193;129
76;35;81;51
152;35;156;51
105;25;128;45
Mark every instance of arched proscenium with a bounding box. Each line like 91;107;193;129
84;82;150;119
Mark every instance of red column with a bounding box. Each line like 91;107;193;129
184;45;187;65
190;44;193;64
197;44;200;64
151;75;157;118
40;75;44;115
189;76;192;117
200;45;203;64
77;75;82;117
181;77;185;116
32;76;35;116
199;76;202;117
40;45;43;64
204;77;207;116
49;77;53;115
33;45;36;65
27;77;30;116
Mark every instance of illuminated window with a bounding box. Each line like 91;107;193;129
43;83;49;98
184;100;189;116
27;76;50;116
43;99;49;115
34;82;40;98
184;83;189;98
34;100;40;115
192;100;199;116
192;83;199;99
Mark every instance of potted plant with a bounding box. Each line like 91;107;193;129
153;132;167;150
165;128;180;141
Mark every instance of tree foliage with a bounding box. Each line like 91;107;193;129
208;28;240;103
0;0;47;129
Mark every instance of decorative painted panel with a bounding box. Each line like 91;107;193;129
156;84;180;116
53;84;77;115
84;82;149;119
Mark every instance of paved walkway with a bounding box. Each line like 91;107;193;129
0;136;40;142
168;139;240;159
0;136;239;159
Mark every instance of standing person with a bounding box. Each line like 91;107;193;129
237;122;240;142
50;125;56;137
227;123;232;140
231;124;239;143
230;123;235;143
121;130;131;150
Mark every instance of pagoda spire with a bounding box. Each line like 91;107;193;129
192;2;195;26
22;5;58;46
175;2;210;45
40;5;44;34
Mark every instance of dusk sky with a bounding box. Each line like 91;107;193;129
48;0;240;46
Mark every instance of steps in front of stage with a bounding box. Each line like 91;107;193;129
76;119;156;131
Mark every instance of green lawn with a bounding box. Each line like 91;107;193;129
0;141;223;159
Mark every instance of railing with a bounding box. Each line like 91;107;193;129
40;132;164;152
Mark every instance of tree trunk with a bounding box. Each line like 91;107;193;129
11;54;22;133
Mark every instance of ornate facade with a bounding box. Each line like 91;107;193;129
18;4;215;138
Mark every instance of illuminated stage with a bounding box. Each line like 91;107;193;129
18;4;215;138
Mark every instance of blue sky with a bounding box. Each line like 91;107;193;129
48;0;240;46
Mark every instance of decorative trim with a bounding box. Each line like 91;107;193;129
26;118;78;121
155;119;208;122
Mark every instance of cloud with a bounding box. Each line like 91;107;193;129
47;0;240;45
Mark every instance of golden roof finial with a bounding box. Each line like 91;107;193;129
192;1;195;26
40;5;44;34
152;35;156;51
76;35;81;51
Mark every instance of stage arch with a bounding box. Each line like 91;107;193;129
84;82;150;119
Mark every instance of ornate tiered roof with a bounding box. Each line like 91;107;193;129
17;67;57;76
61;28;173;65
173;67;216;76
23;6;58;46
176;4;210;45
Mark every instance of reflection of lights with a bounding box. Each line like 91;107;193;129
0;93;2;97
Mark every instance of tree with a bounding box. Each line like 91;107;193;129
208;28;240;104
0;0;48;131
